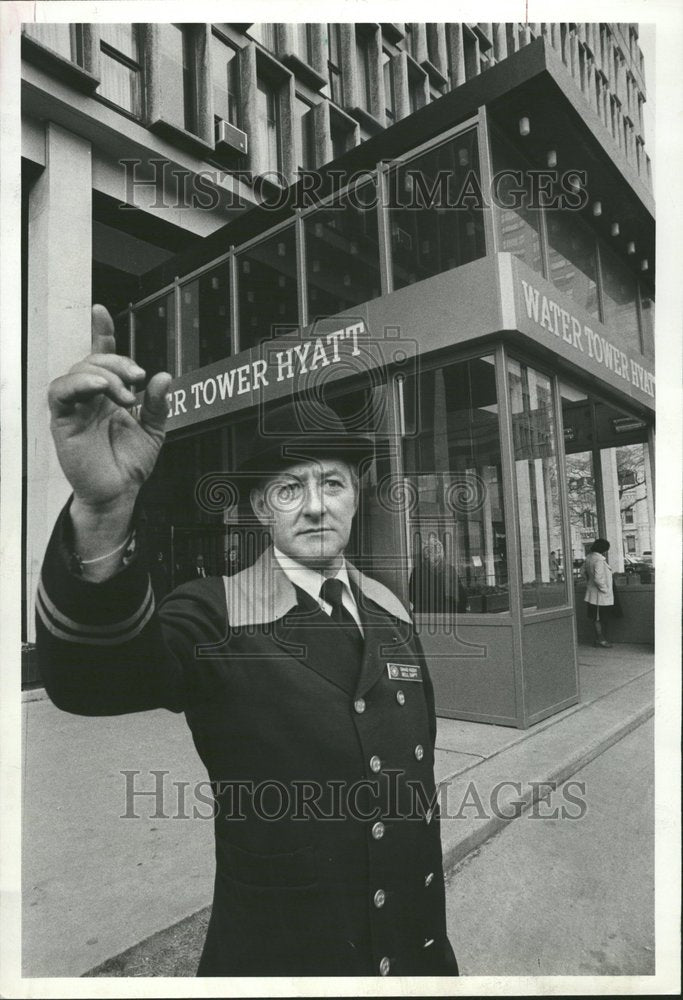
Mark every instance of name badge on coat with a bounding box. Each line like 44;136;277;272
387;663;423;682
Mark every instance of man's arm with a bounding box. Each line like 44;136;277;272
36;498;228;716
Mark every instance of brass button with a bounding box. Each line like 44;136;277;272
396;690;406;706
425;872;434;887
379;956;391;975
424;938;435;948
354;698;366;714
371;821;385;840
373;889;386;908
414;744;424;761
369;755;381;773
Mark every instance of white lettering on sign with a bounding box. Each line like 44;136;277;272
166;320;369;418
520;280;655;398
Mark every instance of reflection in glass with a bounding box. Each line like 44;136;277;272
508;359;566;609
599;242;641;351
237;226;298;350
24;24;82;63
491;127;543;273
134;294;176;381
304;183;381;321
560;382;598;576
181;264;231;372
545;211;599;317
600;441;654;577
403;357;509;615
388;127;486;292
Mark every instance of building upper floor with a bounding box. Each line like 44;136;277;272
22;20;652;207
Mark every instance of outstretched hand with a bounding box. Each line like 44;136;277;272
48;304;172;516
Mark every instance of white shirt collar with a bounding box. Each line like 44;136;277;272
272;546;361;631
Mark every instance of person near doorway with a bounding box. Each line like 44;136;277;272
583;538;616;647
190;553;207;579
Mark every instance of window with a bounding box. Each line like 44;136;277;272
404;24;418;60
382;50;395;122
327;24;343;105
294;23;314;64
624;509;634;525
387;126;486;292
356;31;373;112
211;33;240;126
491;127;543;274
626;534;636;553
24;23;84;64
294;96;314;173
237;225;298;350
159;24;197;133
545;211;600;318
180;264;231;372
331;119;351;160
251;24;278;52
408;69;424;114
304;181;381;321
599;242;640;351
403;357;510;615
508;359;567;609
256;77;282;176
98;24;142;116
134;294;176;381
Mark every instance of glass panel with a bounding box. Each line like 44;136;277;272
142;428;228;587
256;78;281;175
508;359;567;609
211;34;240;125
237;226;298;350
639;286;654;349
490;127;543;273
560;382;598;577
99;53;141;115
403;357;510;615
599;242;641;351
599;440;653;578
304;182;381;321
180;263;231;372
388;127;486;291
99;23;138;60
545;211;599;317
327;25;343;104
134;293;176;381
24;23;80;62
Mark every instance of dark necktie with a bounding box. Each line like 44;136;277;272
319;578;363;652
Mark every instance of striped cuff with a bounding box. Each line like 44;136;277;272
36;574;155;646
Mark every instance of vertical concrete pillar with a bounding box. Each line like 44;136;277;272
600;448;625;572
25;123;92;641
493;23;508;62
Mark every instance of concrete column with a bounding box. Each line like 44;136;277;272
600;448;625;572
448;23;466;86
25;123;92;641
392;50;410;121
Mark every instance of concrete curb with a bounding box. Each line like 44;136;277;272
441;702;654;873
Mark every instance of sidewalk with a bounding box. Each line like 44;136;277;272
22;643;654;977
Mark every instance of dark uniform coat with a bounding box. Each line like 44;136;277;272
36;502;459;978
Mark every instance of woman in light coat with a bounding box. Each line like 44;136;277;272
583;538;615;647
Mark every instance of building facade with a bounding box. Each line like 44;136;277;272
22;21;655;724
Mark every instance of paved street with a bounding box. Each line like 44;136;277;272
445;718;655;976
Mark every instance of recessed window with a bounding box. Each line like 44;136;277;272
382;50;395;122
98;24;142;117
211;33;240;127
24;23;84;65
294;23;314;64
159;24;198;134
295;95;314;173
356;31;372;112
256;77;282;176
327;24;343;105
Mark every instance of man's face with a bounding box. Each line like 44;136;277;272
251;459;358;570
